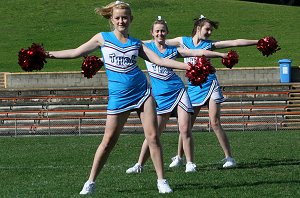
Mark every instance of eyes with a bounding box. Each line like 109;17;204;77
113;16;128;21
206;28;212;32
202;26;213;33
155;30;166;34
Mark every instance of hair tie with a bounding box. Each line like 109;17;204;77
115;1;129;5
199;15;206;20
157;16;167;23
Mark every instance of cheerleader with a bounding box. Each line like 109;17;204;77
166;15;259;169
126;16;227;174
46;1;194;195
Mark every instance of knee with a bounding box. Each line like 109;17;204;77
146;132;159;146
210;119;221;130
100;137;118;153
178;123;191;137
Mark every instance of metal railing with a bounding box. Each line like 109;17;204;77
0;112;296;137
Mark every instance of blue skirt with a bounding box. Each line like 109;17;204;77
107;80;151;115
188;77;225;107
155;88;193;115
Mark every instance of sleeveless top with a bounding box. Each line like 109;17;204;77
144;41;193;114
181;36;224;106
100;32;150;114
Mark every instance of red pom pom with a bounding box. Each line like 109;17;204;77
257;36;281;57
186;56;215;86
18;43;47;71
222;50;239;69
81;55;104;78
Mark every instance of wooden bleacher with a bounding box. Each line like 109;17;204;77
1;83;300;136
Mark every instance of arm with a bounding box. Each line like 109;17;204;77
177;48;227;58
142;39;153;43
139;43;189;70
213;39;258;49
47;33;104;59
165;37;182;47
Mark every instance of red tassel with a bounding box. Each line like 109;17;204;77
222;50;239;69
18;43;47;71
186;56;215;86
257;36;281;57
81;55;104;78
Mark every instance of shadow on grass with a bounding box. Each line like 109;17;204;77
174;179;300;191
197;158;300;170
117;179;300;194
174;158;300;191
117;158;300;194
230;158;300;169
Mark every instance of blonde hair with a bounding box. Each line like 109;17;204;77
95;1;132;19
151;16;169;33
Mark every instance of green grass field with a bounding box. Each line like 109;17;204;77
0;131;299;197
1;0;299;72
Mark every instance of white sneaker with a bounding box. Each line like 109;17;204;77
79;180;95;195
222;157;236;168
185;162;197;173
157;179;173;194
169;156;183;168
126;163;143;174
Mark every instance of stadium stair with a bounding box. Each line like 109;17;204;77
1;84;300;136
0;73;5;89
282;84;300;129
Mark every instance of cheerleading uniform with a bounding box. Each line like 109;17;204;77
182;37;224;107
100;32;151;114
144;41;193;115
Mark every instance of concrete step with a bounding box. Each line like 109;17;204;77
285;107;300;112
291;84;300;90
288;100;300;104
1;83;300;136
0;73;5;89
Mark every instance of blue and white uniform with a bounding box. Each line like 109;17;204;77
182;37;224;106
100;32;151;114
144;41;193;115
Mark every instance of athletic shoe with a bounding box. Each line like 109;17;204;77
185;162;197;173
157;179;173;194
126;163;143;174
222;157;237;168
79;180;95;195
169;155;183;168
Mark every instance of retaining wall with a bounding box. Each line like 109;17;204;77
3;67;300;89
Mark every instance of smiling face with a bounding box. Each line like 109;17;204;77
110;7;132;33
151;23;168;44
198;22;214;40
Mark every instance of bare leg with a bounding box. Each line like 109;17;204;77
136;113;170;166
125;96;172;192
208;98;232;158
177;105;193;162
191;106;201;128
88;111;130;182
175;106;200;158
138;96;166;179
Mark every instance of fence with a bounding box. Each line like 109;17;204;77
1;84;300;136
0;112;296;137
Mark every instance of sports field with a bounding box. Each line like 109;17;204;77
1;0;299;197
1;0;299;72
0;131;299;197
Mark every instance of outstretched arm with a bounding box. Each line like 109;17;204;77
139;43;189;70
177;48;227;58
165;37;182;47
47;33;104;59
213;39;258;49
142;39;153;43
